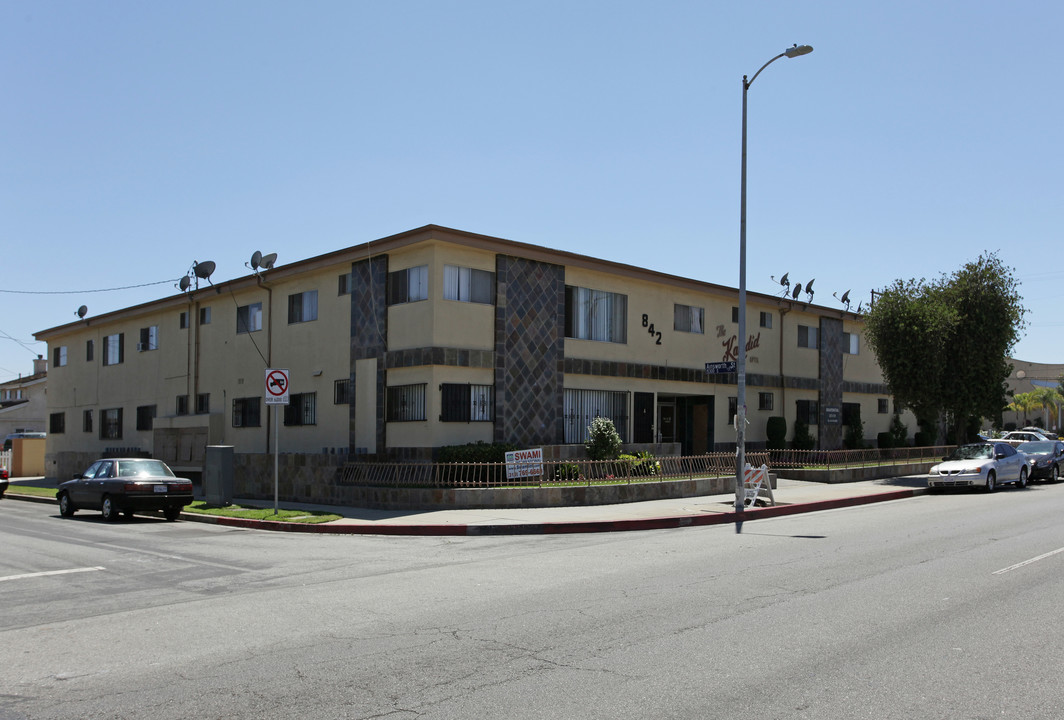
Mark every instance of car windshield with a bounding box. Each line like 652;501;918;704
1018;441;1054;454
116;460;176;478
950;444;993;460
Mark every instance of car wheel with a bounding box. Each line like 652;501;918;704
1052;465;1060;484
163;507;181;522
101;495;120;522
58;491;76;518
1017;467;1028;489
985;471;996;493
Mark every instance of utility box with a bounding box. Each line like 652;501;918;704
203;445;234;506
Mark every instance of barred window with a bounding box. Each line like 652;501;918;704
759;392;774;411
796;399;819;425
176;395;189;416
284;393;317;426
83;409;93;433
878;398;889;414
334;379;350;404
443;265;494;304
563;389;628;443
387;384;426;422
232;397;261;427
673;304;704;334
50;412;66;434
440;383;493;422
136;405;156;431
196;393;210;414
100;407;123;440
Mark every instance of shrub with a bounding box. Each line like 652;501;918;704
889;414;908;448
585;416;622;460
792;418;816;450
877;431;894;449
766;417;787;450
552;463;583;481
437;441;517;464
913;431;933;447
619;452;660;477
843;417;865;449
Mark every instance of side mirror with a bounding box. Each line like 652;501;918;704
71;473;83;480
995;452;1006;459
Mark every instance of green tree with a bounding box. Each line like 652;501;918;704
863;252;1026;444
584;416;622;460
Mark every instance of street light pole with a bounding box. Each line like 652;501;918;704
736;44;813;525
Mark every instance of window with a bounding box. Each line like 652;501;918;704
843;403;862;427
237;303;263;333
100;408;123;440
86;339;94;362
176;395;189;416
843;332;859;354
797;325;819;349
103;333;124;365
878;398;889;414
796;399;819;425
759;392;774;411
232;397;261;427
334;379;350;404
564;286;627;343
138;326;158;352
196;393;210;414
180;311;189;329
728;397;738;424
563;389;628;443
53;346;67;367
136;405;156;431
760;312;772;329
387;265;428;305
338;272;352;295
386;384;426;422
83;409;93;433
440;383;493;422
288;290;319;324
200;307;211;325
443;265;494;304
49;412;65;434
284;392;317;426
674;304;704;334
732;306;739;323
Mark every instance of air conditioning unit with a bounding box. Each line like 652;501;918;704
136;342;146;352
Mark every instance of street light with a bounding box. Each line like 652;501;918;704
735;44;813;526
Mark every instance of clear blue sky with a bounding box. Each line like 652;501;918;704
2;1;1061;383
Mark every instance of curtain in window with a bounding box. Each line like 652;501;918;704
563;389;628;443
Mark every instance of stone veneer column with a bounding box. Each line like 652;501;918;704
350;256;388;456
819;316;844;450
494;255;566;447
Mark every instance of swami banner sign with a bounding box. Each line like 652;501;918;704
505;448;544;480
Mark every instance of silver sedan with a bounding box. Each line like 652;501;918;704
927;442;1029;492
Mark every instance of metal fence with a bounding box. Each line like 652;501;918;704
337;451;771;489
767;445;954;470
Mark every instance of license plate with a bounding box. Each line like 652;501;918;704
154;485;168;493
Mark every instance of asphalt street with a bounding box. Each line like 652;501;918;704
2;482;1063;719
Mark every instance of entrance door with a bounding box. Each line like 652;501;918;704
634;393;654;443
658;404;676;443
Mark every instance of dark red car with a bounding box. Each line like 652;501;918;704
58;458;193;521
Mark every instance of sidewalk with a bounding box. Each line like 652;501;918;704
3;475;930;536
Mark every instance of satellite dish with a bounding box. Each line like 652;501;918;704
193;260;216;280
260;253;277;270
250;250;263;270
805;278;815;294
840;290;850;305
791;283;802;300
179;275;191;292
76;305;88;318
780;272;789;287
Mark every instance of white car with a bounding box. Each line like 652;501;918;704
928;442;1029;492
998;430;1051;447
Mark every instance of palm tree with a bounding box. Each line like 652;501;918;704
1008;392;1038;427
1031;386;1063;433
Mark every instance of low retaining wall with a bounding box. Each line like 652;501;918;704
782;461;934;483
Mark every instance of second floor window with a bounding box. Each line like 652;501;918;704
843;332;860;354
196;393;210;414
200;307;211;325
565;286;627;343
797;325;819;349
50;412;65;434
387;265;428;305
138;326;158;352
100;407;123;440
232;397;261;427
103;334;124;365
288;290;319;324
53;346;67;367
86;339;94;362
83;409;93;433
760;312;773;329
176;395;189;416
443;265;494;304
237;303;263;334
674;304;704;334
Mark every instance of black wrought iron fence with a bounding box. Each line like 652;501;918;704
767;445;955;470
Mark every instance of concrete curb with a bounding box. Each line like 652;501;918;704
3;487;926;536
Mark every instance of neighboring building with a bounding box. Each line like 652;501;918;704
35;225;911;482
0;355;48;439
1003;359;1063;432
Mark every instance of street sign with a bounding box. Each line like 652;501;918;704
705;361;737;375
265;368;290;405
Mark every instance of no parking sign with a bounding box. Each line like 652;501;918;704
265;368;290;405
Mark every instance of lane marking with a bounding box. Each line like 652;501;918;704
0;566;106;583
993;546;1064;575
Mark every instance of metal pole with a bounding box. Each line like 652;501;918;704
736;74;749;519
273;404;279;515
